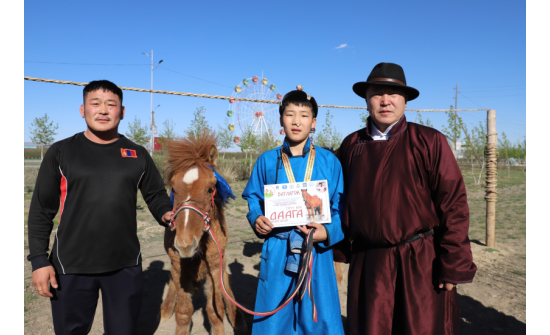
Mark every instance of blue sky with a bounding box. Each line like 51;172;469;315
24;0;526;146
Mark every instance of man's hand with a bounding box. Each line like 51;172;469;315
254;216;274;235
297;223;327;243
32;266;57;298
439;280;457;291
162;211;176;231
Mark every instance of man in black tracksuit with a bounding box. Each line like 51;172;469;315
27;80;173;334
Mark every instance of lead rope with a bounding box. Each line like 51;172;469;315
169;193;318;322
279;139;318;321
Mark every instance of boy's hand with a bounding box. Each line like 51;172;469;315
297;222;327;243
438;280;457;291
255;216;274;235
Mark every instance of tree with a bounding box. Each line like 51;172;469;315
237;126;259;159
257;133;278;153
359;110;368;126
498;133;526;159
441;105;463;156
314;110;343;150
157;119;178;150
217;118;235;158
185;107;212;139
30;113;59;160
462;120;487;161
498;132;512;159
416;113;434;128
125;116;149;146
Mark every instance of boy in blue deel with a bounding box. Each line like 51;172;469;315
242;87;345;335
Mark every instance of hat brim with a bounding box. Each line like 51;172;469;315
353;81;419;101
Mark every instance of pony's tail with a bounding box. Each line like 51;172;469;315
160;277;177;322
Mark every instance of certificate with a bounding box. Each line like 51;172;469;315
263;180;331;227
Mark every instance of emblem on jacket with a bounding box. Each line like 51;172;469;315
121;149;138;158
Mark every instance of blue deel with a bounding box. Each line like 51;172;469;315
242;138;345;335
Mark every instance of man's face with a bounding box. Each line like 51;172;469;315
366;86;407;132
279;103;317;144
80;89;125;133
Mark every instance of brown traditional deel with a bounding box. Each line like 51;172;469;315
160;130;247;335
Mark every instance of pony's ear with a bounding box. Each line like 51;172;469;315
208;144;219;166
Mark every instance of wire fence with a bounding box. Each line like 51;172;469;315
456;158;526;170
24;155;525;193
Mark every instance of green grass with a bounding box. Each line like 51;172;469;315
483;248;500;253
511;270;526;276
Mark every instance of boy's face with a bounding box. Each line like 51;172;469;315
280;103;316;144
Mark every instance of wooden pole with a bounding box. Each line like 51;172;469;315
485;109;498;247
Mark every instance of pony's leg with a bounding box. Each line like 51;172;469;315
334;261;343;286
174;278;194;335
159;270;177;321
204;273;226;335
220;261;248;333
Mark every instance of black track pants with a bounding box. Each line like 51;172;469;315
50;265;143;335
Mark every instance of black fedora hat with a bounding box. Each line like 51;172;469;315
352;62;419;101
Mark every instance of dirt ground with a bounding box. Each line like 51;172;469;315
23;169;526;334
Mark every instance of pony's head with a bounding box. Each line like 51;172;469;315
166;130;219;258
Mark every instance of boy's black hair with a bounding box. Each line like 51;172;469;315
279;90;318;118
83;80;123;104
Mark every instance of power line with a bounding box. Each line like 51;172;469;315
462;93;525;98
25;60;149;66
459;84;526;89
157;66;233;89
460;87;526;92
459;92;485;108
25;60;234;89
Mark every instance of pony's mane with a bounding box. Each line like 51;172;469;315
166;130;218;183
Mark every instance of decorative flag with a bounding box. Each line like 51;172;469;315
121;148;138;158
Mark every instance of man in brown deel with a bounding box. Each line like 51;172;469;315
334;62;477;335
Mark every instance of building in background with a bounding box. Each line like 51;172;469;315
24;142;51;149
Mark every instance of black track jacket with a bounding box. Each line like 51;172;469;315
27;133;172;274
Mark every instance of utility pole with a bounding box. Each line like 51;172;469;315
141;50;163;156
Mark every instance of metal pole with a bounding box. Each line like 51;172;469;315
485;109;497;247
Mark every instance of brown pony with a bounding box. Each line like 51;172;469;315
301;189;323;220
159;130;247;335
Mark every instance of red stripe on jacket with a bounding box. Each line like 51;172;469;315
59;169;67;224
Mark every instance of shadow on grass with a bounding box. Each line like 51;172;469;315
227;242;262;333
137;260;171;335
136;248;261;335
242;241;263;257
470;239;486;246
458;294;525;335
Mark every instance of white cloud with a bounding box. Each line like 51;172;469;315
334;43;348;49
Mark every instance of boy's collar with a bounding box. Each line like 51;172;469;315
282;137;311;157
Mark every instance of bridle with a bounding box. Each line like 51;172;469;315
168;187;318;322
169;189;216;231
